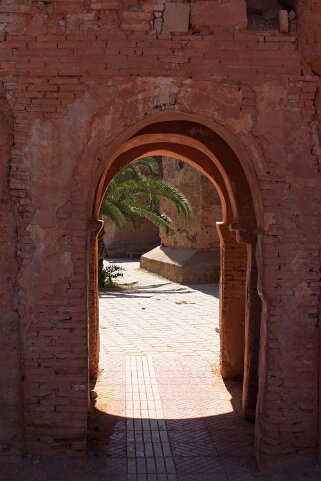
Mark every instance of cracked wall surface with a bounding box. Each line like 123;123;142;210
0;0;320;467
160;157;222;251
0;85;23;461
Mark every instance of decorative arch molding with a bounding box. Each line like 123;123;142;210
88;111;264;434
90;111;264;232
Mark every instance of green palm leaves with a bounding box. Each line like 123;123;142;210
100;158;192;237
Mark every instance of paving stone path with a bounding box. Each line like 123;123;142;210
1;259;321;481
91;259;255;481
89;259;321;481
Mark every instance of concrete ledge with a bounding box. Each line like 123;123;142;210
140;246;220;284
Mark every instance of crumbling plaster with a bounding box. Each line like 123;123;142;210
0;0;320;468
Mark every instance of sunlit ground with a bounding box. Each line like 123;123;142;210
1;261;321;480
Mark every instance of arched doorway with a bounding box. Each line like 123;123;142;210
88;113;264;459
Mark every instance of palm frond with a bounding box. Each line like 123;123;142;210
126;177;192;219
134;157;159;175
130;203;174;238
100;201;127;230
100;158;192;236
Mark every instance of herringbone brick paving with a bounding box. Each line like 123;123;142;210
1;259;321;480
92;260;321;481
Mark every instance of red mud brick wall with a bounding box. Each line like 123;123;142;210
0;0;320;465
0;86;23;461
160;157;222;251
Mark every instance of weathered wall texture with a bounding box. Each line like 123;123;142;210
295;0;321;76
0;0;320;468
104;216;160;256
0;87;22;461
140;157;222;283
160;157;221;250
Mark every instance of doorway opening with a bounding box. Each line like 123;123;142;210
87;114;263;476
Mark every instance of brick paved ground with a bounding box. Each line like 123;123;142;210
1;259;321;480
91;259;253;481
89;260;321;481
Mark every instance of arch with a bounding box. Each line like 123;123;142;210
89;111;264;231
96;137;231;223
88;112;264;427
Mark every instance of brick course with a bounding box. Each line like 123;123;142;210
0;0;320;469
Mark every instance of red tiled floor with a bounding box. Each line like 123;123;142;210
1;260;321;481
93;259;252;481
91;260;321;481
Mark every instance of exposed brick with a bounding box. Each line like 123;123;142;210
0;0;320;472
190;0;247;33
162;2;190;34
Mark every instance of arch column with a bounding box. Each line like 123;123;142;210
242;238;262;422
88;220;104;383
91;115;263;450
217;222;247;379
217;223;262;422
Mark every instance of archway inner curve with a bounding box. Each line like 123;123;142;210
96;138;230;224
91;116;262;237
89;116;263;427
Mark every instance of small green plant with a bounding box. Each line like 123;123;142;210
98;262;125;288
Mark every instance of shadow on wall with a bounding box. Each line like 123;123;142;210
247;0;295;31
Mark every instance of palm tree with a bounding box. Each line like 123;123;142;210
100;157;192;237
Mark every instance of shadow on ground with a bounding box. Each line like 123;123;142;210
1;387;321;481
99;282;219;300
